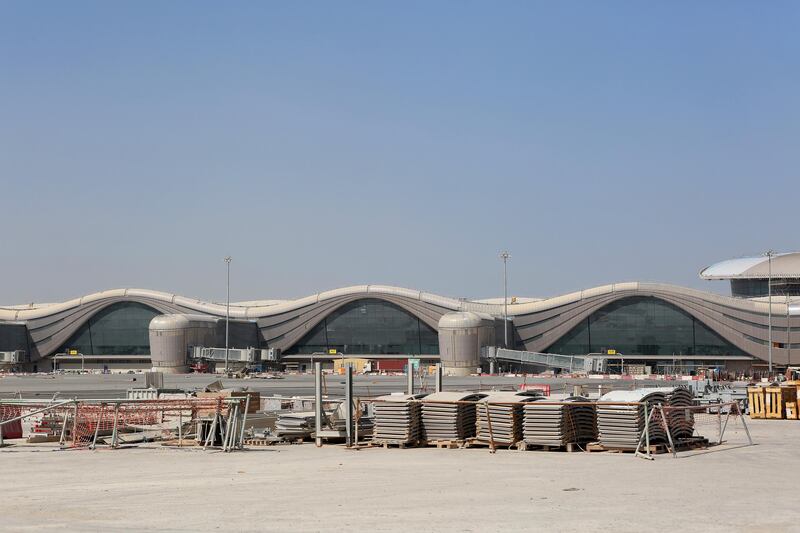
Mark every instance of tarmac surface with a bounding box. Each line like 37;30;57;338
0;372;672;400
0;418;794;532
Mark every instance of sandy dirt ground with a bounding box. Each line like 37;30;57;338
0;418;795;532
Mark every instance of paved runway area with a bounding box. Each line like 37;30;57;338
0;418;792;532
0;373;670;400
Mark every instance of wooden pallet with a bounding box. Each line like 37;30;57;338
674;437;710;450
584;442;667;454
515;441;581;452
463;438;518;449
425;439;464;449
160;439;199;447
369;439;419;449
765;386;795;419
748;387;766;419
243;438;284;447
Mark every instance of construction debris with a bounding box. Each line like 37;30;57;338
274;411;316;440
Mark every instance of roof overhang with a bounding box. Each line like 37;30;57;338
700;252;800;280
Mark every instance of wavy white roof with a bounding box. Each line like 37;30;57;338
700;252;800;280
2;280;796;322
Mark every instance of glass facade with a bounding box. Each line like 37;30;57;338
57;302;160;355
286;298;440;355
731;279;800;298
547;296;744;356
0;323;29;352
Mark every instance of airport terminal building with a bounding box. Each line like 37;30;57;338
1;254;799;375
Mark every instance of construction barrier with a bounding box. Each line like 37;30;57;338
0;405;23;439
0;398;245;450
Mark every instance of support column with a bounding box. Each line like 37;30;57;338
434;363;443;393
345;364;354;447
315;362;323;447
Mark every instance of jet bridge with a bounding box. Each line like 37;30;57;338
484;347;606;373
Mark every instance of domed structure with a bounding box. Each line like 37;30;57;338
437;312;495;376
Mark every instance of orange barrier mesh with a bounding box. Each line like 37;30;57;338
0;405;24;439
1;399;227;447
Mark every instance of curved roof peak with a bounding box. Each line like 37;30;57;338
700;252;800;280
3;281;791;323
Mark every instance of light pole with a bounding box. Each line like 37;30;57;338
499;251;511;348
765;250;774;375
787;293;791;368
224;256;232;374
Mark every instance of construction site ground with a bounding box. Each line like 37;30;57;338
1;419;796;532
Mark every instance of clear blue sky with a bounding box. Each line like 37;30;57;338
2;1;798;304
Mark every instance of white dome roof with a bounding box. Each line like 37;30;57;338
700;252;800;280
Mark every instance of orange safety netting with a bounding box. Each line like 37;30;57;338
1;399;229;447
0;405;24;439
69;399;226;447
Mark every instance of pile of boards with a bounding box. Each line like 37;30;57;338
474;391;542;445
372;394;427;444
328;402;374;437
421;392;487;441
274;411;316;440
522;396;597;447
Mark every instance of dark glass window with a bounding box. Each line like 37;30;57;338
547;296;743;356
0;323;29;352
731;279;800;298
286;299;439;355
57;302;160;355
730;279;769;298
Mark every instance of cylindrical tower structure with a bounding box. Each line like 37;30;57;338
149;314;218;373
437;312;485;376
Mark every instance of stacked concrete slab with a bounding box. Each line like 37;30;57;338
597;389;687;449
421;392;487;441
372;393;427;444
473;391;542;445
655;386;696;439
522;396;597;447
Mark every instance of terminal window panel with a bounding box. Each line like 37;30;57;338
0;323;29;352
56;302;160;355
285;298;439;355
546;296;744;356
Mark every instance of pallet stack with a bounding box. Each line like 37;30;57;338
748;385;797;420
421;392;487;442
661;386;696;439
372;393;427;445
473;391;541;446
522;396;597;448
597;390;668;449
